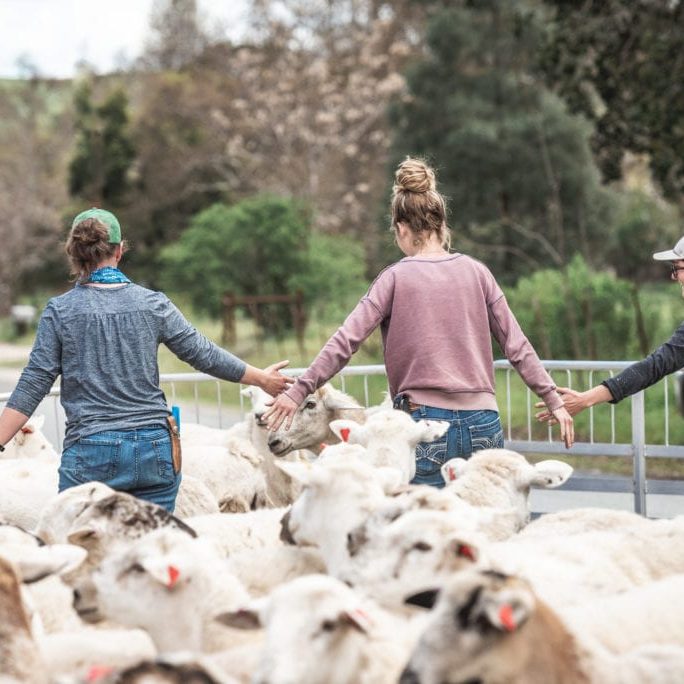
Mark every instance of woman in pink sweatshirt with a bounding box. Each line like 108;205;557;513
265;158;573;487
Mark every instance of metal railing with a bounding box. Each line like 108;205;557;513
2;361;684;517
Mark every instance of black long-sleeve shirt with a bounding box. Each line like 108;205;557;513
602;322;684;402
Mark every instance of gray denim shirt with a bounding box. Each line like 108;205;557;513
602;321;684;402
7;283;246;449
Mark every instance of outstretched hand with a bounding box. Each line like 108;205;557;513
259;360;295;397
551;405;574;449
535;387;589;424
263;393;299;432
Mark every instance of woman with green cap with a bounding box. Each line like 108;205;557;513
0;208;293;512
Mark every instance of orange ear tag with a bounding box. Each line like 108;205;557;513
340;428;351;442
457;544;475;561
167;564;180;588
86;665;115;682
499;604;516;632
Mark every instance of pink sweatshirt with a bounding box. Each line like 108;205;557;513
285;253;563;412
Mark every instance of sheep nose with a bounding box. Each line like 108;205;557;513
72;588;82;606
254;412;268;426
268;437;282;449
399;667;421;684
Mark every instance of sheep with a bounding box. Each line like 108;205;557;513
440;448;573;533
185;507;290;556
0;555;48;684
400;569;684;684
90;528;253;653
61;491;197;621
0;459;60;530
329;409;450;484
93;657;240;684
175;474;221;517
225;545;326;597
182;441;271;512
217;574;421;684
266;383;366;457
0;415;57;461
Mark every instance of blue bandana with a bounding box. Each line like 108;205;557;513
87;267;131;284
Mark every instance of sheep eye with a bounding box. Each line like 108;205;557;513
128;562;145;574
412;541;432;552
304;401;317;410
321;619;338;632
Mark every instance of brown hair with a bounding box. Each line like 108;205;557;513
65;218;127;281
391;157;451;249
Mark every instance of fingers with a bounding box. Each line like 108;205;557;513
270;359;290;371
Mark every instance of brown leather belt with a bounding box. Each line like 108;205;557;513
407;401;420;411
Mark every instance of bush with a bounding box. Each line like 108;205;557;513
505;255;658;360
159;196;367;336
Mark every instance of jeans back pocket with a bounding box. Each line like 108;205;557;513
468;415;504;453
75;436;122;483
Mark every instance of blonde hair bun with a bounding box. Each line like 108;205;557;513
394;157;436;194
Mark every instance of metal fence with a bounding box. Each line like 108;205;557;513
3;360;684;517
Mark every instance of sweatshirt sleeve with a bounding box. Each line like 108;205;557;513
160;296;247;383
285;271;394;406
6;303;62;417
487;286;563;412
602;322;684;403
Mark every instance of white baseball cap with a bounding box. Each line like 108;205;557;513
653;236;684;261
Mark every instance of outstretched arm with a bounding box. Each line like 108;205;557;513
536;385;614;424
0;407;30;450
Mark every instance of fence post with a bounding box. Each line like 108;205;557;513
222;293;236;346
631;391;647;516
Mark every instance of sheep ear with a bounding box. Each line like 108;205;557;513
215;602;265;630
404;588;440;610
445;538;479;563
481;589;534;633
329;419;365;444
67;521;105;546
276;460;331;488
441;458;469;483
341;607;374;633
10;544;87;583
414;419;449;443
319;384;360;411
529;460;573;488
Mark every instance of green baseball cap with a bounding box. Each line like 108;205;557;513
71;208;122;244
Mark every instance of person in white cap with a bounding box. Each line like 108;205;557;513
535;236;684;421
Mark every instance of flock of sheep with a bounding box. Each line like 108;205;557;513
2;384;684;683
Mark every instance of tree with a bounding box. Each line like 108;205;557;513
0;78;71;312
540;0;684;208
388;0;618;281
159;196;366;335
68;80;135;206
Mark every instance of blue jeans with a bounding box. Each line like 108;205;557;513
394;398;504;488
58;426;182;512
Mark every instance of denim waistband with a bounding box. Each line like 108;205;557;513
393;394;499;425
79;424;169;441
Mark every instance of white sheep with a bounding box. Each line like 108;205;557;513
277;451;404;574
329;409;450;484
182;440;271;512
217;573;421;684
0;459;60;530
175;474;221;517
441;448;573;533
400;569;684;684
185;507;290;556
91;528;252;653
0;554;49;684
266;383;367;457
0;415;58;461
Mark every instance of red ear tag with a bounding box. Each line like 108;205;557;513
446;466;456;481
499;604;516;632
86;665;114;682
457;544;475;561
340;427;351;442
167;564;180;588
320;442;329;451
20;426;34;434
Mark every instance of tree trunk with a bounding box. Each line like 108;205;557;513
630;283;650;357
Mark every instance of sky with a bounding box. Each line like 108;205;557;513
0;0;249;79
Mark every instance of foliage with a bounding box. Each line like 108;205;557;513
388;1;620;282
506;255;644;360
68;80;135;205
159;196;367;335
540;0;684;207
